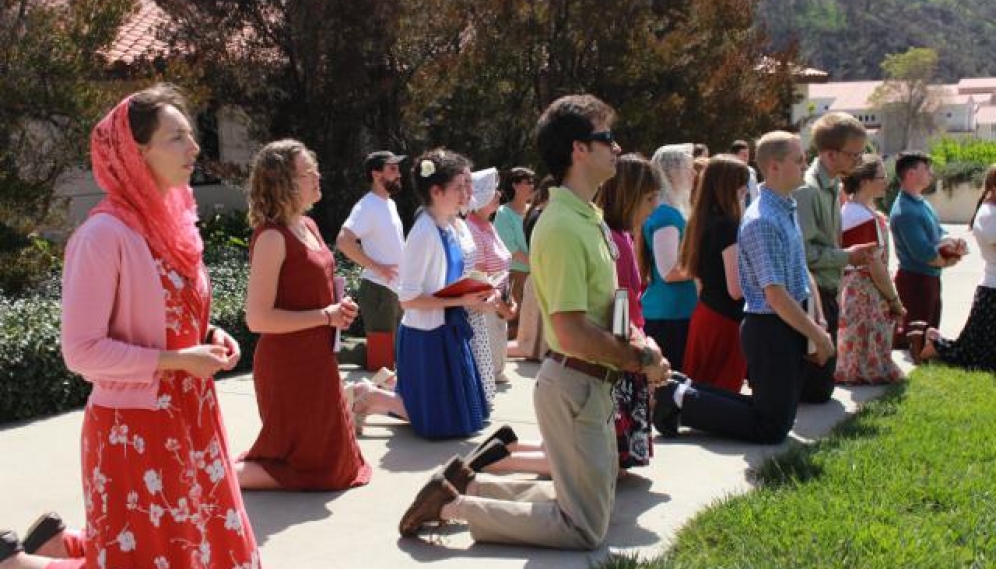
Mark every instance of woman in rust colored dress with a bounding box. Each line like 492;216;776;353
235;139;371;491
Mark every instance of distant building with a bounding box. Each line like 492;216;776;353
791;77;996;155
55;0;256;226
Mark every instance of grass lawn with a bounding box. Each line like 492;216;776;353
606;365;996;569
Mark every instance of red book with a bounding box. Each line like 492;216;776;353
433;276;495;298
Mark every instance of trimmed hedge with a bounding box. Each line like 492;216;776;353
0;283;86;422
0;250;255;424
1;212;364;424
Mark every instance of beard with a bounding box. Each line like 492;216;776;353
384;178;402;195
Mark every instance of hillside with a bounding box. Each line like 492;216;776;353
757;0;996;81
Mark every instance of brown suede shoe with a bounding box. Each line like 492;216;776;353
442;455;475;494
398;474;459;537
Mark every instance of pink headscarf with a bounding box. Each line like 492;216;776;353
89;95;204;281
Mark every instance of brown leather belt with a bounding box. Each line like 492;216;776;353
546;351;621;383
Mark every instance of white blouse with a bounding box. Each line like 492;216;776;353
397;212;477;330
973;203;996;288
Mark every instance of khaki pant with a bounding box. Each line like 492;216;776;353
454;359;617;549
511;276;546;361
482;311;507;381
357;279;402;333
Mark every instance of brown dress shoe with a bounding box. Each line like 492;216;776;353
442;455;475;494
398;474;459;537
907;330;925;364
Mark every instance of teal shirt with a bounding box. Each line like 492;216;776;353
890;190;945;277
494;205;529;273
641;203;698;320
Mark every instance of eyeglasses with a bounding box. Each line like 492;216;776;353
836;149;863;160
583;130;617;146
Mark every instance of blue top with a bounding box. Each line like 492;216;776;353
738;186;811;314
641;203;698;320
439;227;465;284
889;190;944;277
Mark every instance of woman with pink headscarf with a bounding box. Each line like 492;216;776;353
0;84;260;568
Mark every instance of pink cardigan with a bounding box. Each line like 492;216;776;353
61;213;168;409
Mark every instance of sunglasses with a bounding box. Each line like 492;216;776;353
583;130;616;146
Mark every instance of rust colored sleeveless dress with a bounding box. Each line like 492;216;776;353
241;219;371;490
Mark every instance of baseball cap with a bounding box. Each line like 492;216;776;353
364;151;407;176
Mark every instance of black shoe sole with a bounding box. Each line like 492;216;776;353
23;512;65;554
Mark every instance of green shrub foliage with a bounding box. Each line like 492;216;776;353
1;225;365;423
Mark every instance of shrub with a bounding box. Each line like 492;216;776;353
205;245;255;373
929;137;996;168
0;214;371;423
933;160;988;189
0;232;64;297
0;286;89;423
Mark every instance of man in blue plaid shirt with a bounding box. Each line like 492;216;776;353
654;131;834;443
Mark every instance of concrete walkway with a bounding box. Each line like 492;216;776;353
0;224;981;568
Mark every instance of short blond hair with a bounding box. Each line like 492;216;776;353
754;131;799;177
811;112;866;152
247;139;316;228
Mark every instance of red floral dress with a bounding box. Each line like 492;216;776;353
835;205;903;385
78;257;260;568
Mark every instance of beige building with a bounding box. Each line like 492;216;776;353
792;78;994;156
55;0;257;227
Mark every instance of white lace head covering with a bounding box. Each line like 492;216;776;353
651;143;695;217
470;167;499;211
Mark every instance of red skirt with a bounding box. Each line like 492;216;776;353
683;302;747;393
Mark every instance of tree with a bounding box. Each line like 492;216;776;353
402;0;796;169
870;47;943;152
159;0;796;233
0;0;134;293
156;0;411;236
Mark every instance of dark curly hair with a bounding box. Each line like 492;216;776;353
410;148;472;206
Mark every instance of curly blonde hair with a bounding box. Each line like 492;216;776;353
247;139;316;228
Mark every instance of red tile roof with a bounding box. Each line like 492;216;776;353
103;0;171;66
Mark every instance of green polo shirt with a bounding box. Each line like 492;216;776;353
794;158;850;291
530;186;618;359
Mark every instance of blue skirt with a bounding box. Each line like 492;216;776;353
396;307;489;439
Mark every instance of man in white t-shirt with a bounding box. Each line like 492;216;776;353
732;139;759;205
336;150;406;370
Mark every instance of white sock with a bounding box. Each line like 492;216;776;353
674;381;689;408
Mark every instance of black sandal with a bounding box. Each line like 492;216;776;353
0;530;24;563
23;511;65;554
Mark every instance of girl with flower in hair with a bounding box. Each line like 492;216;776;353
350;149;492;439
0;84;260;568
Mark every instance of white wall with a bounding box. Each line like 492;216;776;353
925;183;985;224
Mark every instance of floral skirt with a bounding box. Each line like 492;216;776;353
613;372;652;469
80;372;259;569
835;271;903;384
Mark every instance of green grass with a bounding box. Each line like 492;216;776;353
609;366;996;569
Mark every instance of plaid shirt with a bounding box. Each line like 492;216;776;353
738;186;811;314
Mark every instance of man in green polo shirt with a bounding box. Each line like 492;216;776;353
398;94;667;549
794;112;877;402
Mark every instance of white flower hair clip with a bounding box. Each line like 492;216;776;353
419;159;436;178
